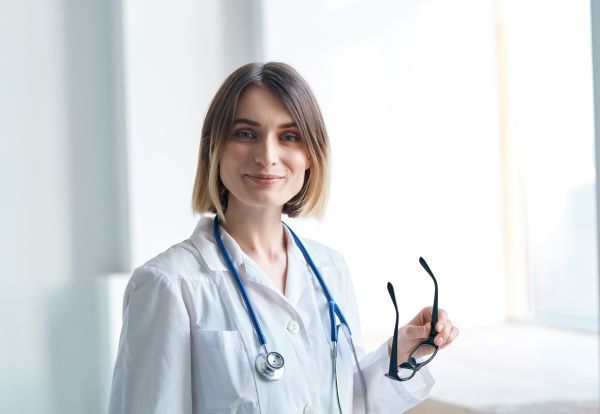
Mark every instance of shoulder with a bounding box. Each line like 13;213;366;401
128;238;213;291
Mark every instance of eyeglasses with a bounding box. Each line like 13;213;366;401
385;257;439;381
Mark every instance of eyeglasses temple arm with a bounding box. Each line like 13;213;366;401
419;257;439;344
386;282;400;378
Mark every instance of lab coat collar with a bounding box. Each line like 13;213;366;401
188;216;329;297
188;215;317;305
237;225;309;304
188;216;232;272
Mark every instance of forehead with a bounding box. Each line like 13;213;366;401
235;85;295;124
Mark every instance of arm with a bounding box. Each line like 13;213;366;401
108;265;192;414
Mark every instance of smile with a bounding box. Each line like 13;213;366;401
244;174;284;185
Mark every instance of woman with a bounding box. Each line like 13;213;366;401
108;62;459;413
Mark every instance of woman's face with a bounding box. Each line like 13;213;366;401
219;85;310;213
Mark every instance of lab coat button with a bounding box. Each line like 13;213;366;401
303;404;315;414
287;320;300;334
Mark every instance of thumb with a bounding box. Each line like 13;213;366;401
404;323;430;340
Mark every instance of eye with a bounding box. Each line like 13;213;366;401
234;130;256;140
281;134;299;142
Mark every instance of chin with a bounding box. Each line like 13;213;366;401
227;186;301;210
233;195;286;209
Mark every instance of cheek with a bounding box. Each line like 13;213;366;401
220;145;246;172
291;155;310;188
292;150;310;171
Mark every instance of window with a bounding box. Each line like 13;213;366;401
499;0;598;332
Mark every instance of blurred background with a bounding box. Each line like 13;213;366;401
1;0;599;413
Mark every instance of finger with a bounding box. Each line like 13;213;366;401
435;320;444;333
435;319;452;345
410;307;430;326
434;313;447;333
439;326;459;349
436;308;448;325
403;323;431;340
441;319;452;339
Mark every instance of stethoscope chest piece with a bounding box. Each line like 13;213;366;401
255;351;285;381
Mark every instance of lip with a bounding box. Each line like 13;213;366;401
245;174;285;179
244;174;284;185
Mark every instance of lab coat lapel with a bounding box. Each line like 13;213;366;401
237;223;310;305
188;216;232;272
282;228;310;307
188;215;318;306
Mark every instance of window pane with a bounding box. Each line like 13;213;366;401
504;0;599;331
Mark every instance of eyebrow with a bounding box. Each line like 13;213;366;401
232;118;298;129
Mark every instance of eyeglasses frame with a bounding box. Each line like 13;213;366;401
385;257;439;382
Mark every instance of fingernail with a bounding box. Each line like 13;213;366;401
438;323;444;331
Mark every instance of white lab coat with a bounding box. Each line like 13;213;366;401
108;215;435;413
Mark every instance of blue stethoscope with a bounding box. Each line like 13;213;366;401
212;215;368;412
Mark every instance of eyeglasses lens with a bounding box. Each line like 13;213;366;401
397;343;437;380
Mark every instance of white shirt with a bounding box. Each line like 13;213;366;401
108;215;435;413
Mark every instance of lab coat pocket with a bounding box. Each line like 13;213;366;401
191;328;259;413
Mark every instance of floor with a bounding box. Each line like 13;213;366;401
407;399;600;414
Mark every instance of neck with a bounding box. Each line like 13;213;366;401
221;197;287;261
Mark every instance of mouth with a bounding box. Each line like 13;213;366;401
245;174;285;179
244;174;284;185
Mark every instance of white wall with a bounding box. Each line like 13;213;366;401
0;0;126;412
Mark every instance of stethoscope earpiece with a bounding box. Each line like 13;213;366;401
255;351;285;381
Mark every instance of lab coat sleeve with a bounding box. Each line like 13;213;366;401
108;265;192;414
338;257;436;413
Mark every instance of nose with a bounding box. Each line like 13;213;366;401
253;134;279;166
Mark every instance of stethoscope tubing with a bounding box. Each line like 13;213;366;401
212;216;352;346
282;221;351;341
212;216;268;346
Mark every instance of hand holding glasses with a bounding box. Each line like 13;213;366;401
385;257;439;381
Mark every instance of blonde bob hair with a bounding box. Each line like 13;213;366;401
191;62;330;224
